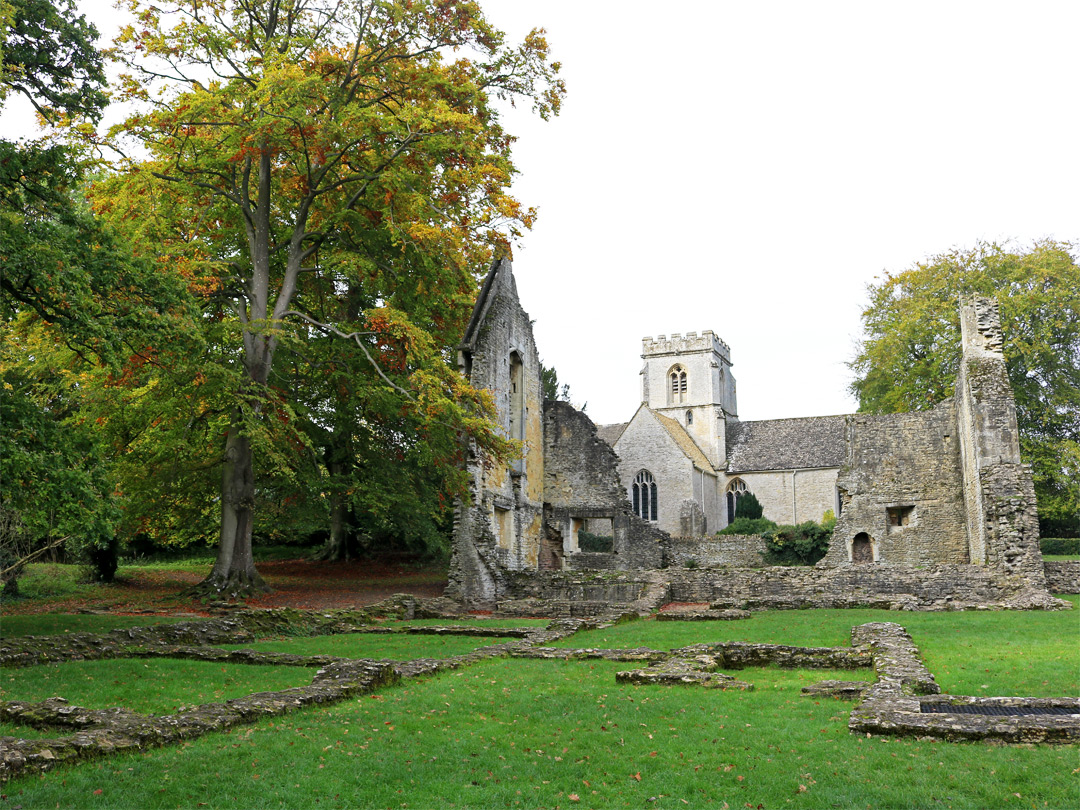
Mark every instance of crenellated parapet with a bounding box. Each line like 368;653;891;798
642;330;731;363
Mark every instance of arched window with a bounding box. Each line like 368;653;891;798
633;470;658;522
669;364;687;405
685;410;693;425
726;478;748;524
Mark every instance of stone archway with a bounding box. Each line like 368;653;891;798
851;532;873;564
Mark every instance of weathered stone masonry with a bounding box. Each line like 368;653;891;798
449;267;1062;611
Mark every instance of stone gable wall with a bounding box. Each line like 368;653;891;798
542;400;666;571
448;260;546;605
613;410;700;536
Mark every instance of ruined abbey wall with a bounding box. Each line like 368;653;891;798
447;260;546;604
821;405;969;566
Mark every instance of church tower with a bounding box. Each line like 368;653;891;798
640;331;737;468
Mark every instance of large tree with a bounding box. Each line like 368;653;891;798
101;0;562;594
849;240;1080;535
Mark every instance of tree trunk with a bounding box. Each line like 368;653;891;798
193;411;269;598
315;439;353;562
315;491;351;561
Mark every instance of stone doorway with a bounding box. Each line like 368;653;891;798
852;532;873;563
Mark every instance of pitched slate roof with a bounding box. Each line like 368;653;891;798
725;416;847;473
596;422;629;447
653;411;715;472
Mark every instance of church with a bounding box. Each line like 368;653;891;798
446;258;1046;607
597;329;845;538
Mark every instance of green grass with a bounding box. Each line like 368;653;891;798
0;613;186;638
390;618;551;628
0;722;61;739
1;602;1077;808
0;659;313;716
217;633;509;659
2;563;97;602
3;658;1075;809
1044;553;1080;561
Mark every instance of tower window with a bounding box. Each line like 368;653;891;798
633;470;658;522
685;410;693;425
669;365;687;405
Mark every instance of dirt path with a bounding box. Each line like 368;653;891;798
3;556;448;616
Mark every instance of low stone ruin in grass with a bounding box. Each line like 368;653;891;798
2;596;1077;782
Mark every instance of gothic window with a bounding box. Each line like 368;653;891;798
685;410;693;425
633;470;658;522
726;478;749;524
669;364;687;405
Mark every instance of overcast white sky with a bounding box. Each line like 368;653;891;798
5;1;1078;425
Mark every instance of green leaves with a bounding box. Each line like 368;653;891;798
0;0;107;122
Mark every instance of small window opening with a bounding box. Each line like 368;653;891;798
685;410;693;425
886;505;914;528
493;507;513;550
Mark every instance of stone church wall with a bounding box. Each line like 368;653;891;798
613;411;697;536
736;468;840;526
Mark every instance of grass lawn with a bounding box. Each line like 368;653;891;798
3;657;1076;809
0;659;313;716
0;613;187;638
1;600;1077;808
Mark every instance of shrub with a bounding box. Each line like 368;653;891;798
763;520;833;566
577;531;613;553
1041;537;1080;555
717;517;778;536
734;492;763;520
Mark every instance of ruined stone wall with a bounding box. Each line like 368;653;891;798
658;565;1064;610
448;260;545;605
664;534;768;568
543;400;666;571
955;296;1044;582
736;468;839;526
1043;561;1080;594
821;405;969;567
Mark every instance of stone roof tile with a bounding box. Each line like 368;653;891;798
726;416;847;472
653;411;715;471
